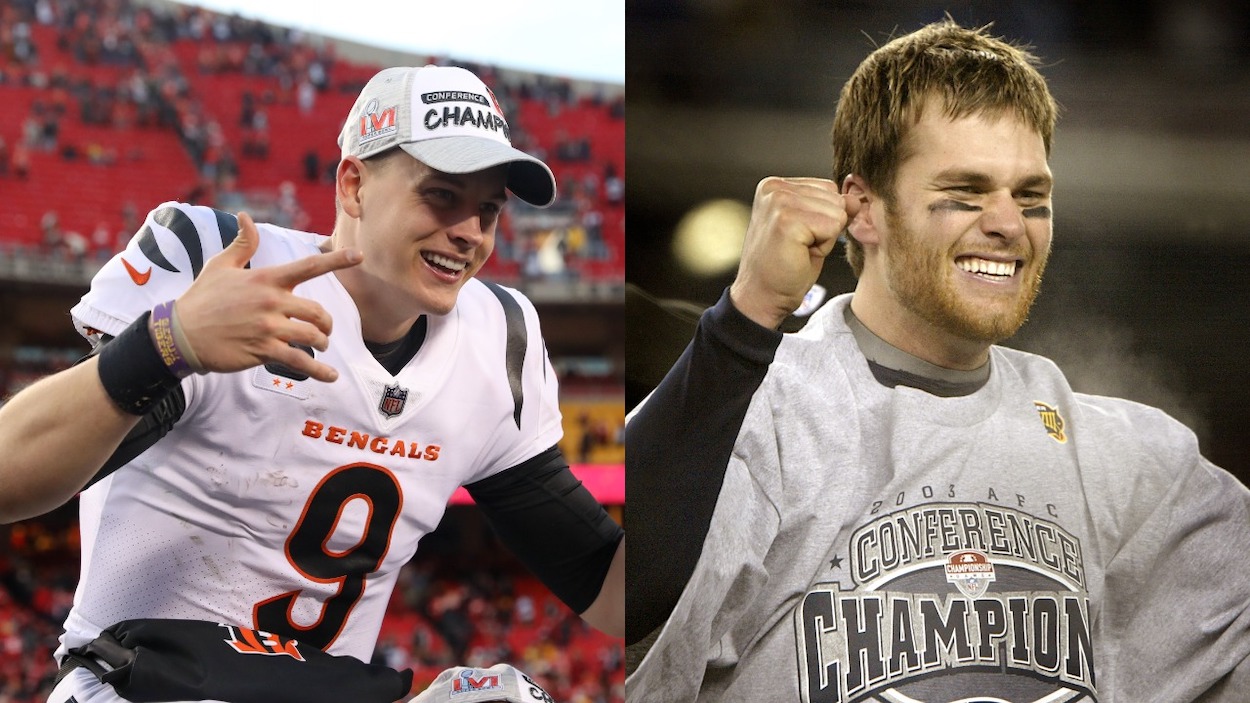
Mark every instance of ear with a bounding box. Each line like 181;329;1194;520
336;156;365;218
842;174;880;246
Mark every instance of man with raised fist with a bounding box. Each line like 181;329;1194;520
626;18;1250;703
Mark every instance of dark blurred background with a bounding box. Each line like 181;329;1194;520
626;0;1250;484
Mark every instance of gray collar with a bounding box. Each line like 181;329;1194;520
844;303;990;397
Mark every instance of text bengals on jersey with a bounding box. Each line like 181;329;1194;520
301;420;441;461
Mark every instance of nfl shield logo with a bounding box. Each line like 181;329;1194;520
379;384;408;418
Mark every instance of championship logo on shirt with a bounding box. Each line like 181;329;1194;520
944;549;995;598
379;383;409;418
795;502;1097;702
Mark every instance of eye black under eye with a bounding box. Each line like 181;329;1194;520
929;199;981;213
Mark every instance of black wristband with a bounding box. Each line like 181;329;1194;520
97;311;183;416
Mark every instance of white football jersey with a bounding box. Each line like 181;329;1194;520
61;202;563;663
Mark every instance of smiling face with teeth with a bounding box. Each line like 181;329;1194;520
332;151;509;341
847;108;1053;367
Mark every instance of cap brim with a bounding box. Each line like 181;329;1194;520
400;137;556;208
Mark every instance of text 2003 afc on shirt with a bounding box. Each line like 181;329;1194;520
62;202;563;663
626;292;1250;702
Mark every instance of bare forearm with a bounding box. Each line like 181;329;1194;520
0;357;140;522
581;538;625;637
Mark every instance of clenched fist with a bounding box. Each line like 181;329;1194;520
729;177;860;329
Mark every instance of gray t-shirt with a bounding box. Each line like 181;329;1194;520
627;293;1250;702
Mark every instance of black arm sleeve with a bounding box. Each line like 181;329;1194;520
624;288;783;643
77;338;187;490
465;445;622;615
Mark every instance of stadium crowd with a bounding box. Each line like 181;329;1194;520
0;0;625;283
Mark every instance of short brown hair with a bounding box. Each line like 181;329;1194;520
832;19;1058;276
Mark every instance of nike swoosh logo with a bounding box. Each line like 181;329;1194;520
121;257;152;285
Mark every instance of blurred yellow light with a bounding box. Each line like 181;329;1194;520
672;199;751;277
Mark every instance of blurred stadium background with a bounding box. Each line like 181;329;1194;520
0;0;623;700
627;0;1250;490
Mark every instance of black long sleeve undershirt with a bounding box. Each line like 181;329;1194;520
466;445;623;615
624;288;783;644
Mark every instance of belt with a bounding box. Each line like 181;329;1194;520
54;632;132;686
54;656;84;686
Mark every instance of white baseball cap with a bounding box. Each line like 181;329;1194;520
410;664;555;703
338;65;557;207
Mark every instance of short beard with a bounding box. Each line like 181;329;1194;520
884;207;1048;344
